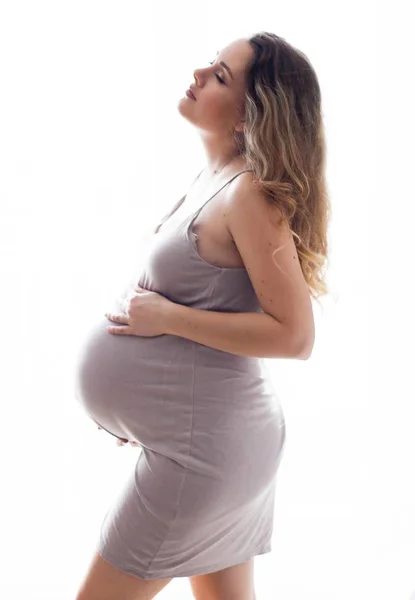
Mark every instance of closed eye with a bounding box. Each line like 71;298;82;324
209;61;225;85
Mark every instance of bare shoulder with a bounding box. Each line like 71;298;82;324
224;170;285;233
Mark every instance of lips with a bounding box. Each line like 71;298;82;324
187;88;196;100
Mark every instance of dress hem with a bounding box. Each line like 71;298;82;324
96;541;272;581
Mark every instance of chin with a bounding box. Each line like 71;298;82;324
176;100;197;124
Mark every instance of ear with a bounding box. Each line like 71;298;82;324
235;119;245;133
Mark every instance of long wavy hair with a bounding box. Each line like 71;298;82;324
231;32;332;303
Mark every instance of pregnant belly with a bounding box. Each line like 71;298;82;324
73;317;196;448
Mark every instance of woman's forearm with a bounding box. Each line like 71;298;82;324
164;303;305;359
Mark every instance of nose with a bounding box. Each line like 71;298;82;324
193;70;200;86
193;66;206;85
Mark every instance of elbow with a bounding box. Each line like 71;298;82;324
296;336;314;360
270;320;314;360
292;327;315;360
298;348;313;360
295;317;315;360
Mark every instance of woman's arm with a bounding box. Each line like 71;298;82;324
165;304;309;359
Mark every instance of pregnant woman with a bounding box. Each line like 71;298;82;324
74;31;329;600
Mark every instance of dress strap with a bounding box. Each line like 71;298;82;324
190;168;204;189
189;169;254;223
154;168;204;234
180;168;204;202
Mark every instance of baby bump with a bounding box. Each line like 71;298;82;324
73;317;196;446
73;318;284;471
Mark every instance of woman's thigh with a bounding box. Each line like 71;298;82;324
76;552;173;600
188;558;256;600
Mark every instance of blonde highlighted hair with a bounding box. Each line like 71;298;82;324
233;31;332;303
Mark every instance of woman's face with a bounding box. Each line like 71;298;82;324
178;38;254;135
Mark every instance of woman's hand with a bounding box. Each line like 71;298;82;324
97;426;139;447
105;285;173;338
116;438;140;447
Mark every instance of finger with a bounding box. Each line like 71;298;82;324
107;326;129;334
105;312;129;322
105;312;119;321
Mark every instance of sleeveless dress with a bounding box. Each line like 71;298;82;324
73;169;287;580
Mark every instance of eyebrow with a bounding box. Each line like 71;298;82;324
215;50;234;80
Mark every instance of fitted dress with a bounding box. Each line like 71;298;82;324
73;169;287;580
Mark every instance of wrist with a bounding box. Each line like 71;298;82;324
163;300;180;335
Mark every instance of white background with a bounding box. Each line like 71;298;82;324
0;1;413;598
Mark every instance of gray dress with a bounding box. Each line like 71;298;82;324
74;169;287;580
